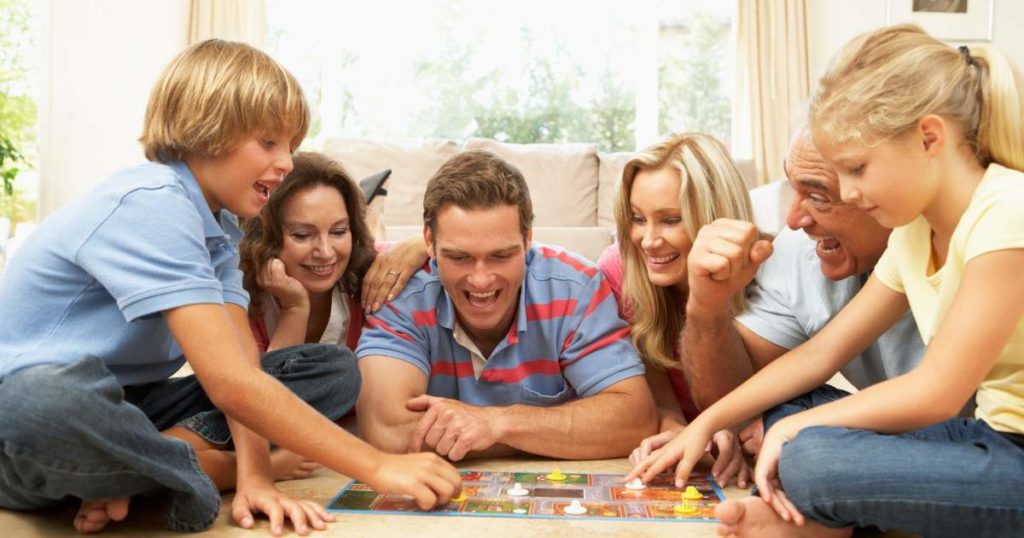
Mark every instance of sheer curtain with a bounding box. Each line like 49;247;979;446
734;0;810;185
186;0;266;46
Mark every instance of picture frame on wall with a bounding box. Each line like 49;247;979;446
887;0;994;41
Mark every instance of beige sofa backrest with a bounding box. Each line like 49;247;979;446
319;138;779;262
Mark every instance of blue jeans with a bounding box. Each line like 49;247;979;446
763;386;1024;537
0;344;359;532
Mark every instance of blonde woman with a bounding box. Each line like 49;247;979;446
597;132;754;486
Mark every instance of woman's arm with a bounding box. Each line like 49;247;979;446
361;236;429;313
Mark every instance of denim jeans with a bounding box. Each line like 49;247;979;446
0;343;359;532
763;385;1024;537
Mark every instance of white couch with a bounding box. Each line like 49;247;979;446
321;137;791;261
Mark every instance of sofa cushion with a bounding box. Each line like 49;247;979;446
322;138;460;226
463;138;599;227
597;150;634;233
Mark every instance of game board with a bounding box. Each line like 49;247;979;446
327;470;726;522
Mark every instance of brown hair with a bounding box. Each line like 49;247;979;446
239;152;376;310
140;39;309;162
422;150;534;241
811;24;1024;171
614;132;753;370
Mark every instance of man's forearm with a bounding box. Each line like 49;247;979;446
681;303;755;410
492;380;657;459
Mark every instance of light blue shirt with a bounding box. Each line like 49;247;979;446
0;161;248;386
736;226;925;388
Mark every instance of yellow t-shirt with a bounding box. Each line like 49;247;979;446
873;163;1024;434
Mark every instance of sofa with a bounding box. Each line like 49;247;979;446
321;137;792;262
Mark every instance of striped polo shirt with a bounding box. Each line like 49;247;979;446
355;244;646;406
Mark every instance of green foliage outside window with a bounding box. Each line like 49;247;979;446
0;0;37;224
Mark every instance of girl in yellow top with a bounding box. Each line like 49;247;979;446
629;24;1024;537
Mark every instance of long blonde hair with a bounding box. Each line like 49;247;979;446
615;133;753;369
811;24;1024;171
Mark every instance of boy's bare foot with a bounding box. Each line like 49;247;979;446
73;497;130;533
715;497;851;538
271;448;320;481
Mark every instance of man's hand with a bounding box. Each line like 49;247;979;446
406;395;502;461
257;258;309;310
708;428;751;488
363;452;463;510
739;418;765;457
232;480;335;536
687;219;772;314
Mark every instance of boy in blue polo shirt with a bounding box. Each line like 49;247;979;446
0;40;459;534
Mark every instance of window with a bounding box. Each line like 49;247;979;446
0;0;38;228
267;0;734;152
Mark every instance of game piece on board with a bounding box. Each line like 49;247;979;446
563;499;587;515
507;482;529;496
451;490;467;503
673;491;698;514
624;477;645;490
683;486;703;500
546;468;567;481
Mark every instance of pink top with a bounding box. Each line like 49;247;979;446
596;243;700;423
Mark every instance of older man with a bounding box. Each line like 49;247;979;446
356;150;657;461
680;128;926;430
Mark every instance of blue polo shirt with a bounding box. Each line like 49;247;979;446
0;161;248;386
355;244;645;406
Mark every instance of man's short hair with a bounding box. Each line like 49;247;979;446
140;39;309;163
422;150;534;240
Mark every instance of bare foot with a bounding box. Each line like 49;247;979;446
74;497;130;533
271;448;320;481
715;497;852;538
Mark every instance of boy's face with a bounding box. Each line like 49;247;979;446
425;203;530;348
191;133;294;218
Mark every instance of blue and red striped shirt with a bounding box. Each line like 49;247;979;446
355;244;646;406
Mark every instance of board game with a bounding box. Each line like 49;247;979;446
327;469;726;522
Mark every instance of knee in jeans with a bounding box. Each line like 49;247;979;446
778;427;852;504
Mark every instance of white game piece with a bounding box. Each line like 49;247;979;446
624;478;646;490
506;482;529;496
513;507;527;515
563;499;587;515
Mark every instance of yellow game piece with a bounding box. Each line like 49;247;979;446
673;491;698;514
451;490;467;503
683;486;703;500
546;467;566;481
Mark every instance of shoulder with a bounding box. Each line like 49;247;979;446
386;260;447;312
526;243;600;287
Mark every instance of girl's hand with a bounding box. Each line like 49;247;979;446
258;259;309;310
629;428;683;466
626;422;714;488
754;422;805;525
709;428;751;488
362;237;429;313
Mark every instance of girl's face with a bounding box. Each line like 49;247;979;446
819;133;934;229
628;167;693;292
277;184;352;296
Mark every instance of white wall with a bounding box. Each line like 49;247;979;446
807;0;1024;82
38;0;186;217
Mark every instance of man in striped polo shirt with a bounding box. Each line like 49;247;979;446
357;151;658;462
